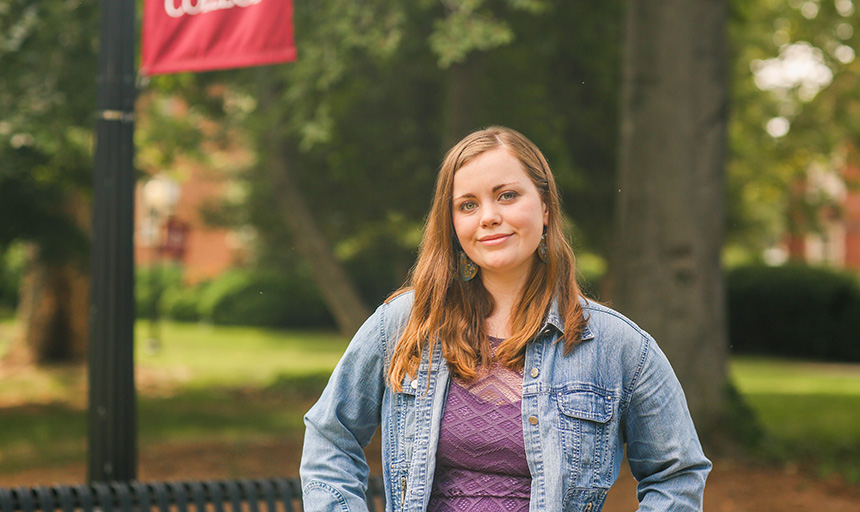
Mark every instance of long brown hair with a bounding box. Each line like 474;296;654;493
387;126;586;390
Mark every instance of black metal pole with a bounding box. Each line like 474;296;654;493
88;0;137;482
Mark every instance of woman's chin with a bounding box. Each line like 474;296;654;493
477;261;532;280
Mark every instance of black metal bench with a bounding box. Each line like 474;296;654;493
0;476;386;512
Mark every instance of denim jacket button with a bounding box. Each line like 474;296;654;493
528;416;538;425
530;368;539;378
411;379;418;390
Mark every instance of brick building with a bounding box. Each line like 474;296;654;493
785;161;860;270
134;165;248;284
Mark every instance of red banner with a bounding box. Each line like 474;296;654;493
142;0;296;76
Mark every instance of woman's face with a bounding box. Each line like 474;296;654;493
452;148;548;285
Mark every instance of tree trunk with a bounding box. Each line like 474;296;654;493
6;188;91;366
441;53;483;152
612;0;730;435
255;79;370;336
263;143;371;336
7;245;89;364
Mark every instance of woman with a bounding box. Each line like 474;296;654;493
300;126;710;511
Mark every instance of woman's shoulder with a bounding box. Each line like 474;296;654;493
382;288;414;317
574;298;664;391
376;288;414;337
578;297;653;346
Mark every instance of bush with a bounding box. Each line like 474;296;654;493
727;264;860;361
160;283;204;322
197;268;333;328
0;243;26;313
0;265;19;313
136;264;184;320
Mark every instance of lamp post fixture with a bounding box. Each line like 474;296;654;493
142;175;181;218
141;175;180;351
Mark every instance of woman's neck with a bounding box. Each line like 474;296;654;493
481;273;527;338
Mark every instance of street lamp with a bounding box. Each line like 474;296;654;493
141;175;180;351
142;175;181;218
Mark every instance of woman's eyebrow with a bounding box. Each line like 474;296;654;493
454;182;520;201
492;182;519;193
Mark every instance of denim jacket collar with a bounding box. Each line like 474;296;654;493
544;296;597;341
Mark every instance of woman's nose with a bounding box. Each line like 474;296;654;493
480;205;502;227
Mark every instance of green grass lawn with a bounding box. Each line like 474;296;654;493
0;321;348;472
2;322;860;481
134;321;350;387
730;356;860;481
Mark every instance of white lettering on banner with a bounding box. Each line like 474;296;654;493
164;0;264;18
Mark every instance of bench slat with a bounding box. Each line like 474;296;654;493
93;482;112;511
0;488;15;512
252;480;276;512
130;481;151;512
112;482;133;512
13;488;34;512
51;485;73;512
72;484;93;512
168;482;189;512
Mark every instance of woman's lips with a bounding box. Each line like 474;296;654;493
478;234;512;245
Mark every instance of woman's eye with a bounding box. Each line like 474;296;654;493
458;201;477;211
500;191;518;201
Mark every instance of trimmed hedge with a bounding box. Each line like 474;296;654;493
727;265;860;361
137;266;335;329
197;269;333;328
160;283;203;322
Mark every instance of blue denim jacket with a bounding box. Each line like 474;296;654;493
301;291;711;511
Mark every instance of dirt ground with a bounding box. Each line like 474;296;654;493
2;438;859;512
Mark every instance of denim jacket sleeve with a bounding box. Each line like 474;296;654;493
623;335;711;512
300;302;390;512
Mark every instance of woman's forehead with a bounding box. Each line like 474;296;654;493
454;149;528;185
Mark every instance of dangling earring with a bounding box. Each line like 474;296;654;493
456;251;478;281
537;233;549;263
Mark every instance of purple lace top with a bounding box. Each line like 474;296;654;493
428;338;531;511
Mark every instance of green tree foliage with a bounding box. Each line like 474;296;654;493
177;0;624;306
0;0;97;364
0;0;96;257
728;0;860;255
4;0;626;336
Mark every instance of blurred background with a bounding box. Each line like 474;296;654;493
1;1;859;510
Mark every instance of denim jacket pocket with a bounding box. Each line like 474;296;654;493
555;388;615;487
562;487;608;512
557;390;613;425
